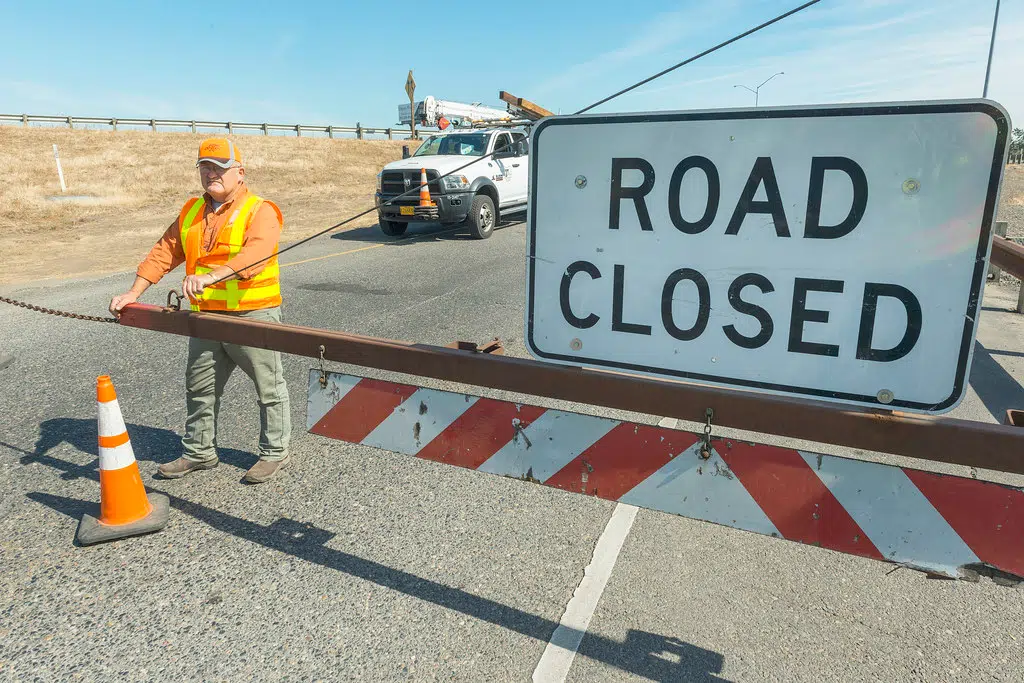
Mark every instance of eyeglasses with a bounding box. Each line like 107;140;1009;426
198;162;241;175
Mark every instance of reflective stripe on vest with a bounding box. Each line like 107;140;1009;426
177;194;282;312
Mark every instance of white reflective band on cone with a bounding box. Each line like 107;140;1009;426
98;399;128;437
99;441;137;471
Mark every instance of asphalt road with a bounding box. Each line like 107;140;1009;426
1;215;1023;682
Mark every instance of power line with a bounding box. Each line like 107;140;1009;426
198;0;822;300
574;0;820;115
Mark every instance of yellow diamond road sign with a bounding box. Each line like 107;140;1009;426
405;71;416;100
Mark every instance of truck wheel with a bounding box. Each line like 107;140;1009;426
467;194;496;239
380;219;408;237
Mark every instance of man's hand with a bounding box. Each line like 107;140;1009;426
182;273;213;301
109;291;140;317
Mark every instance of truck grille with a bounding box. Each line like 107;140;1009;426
380;170;443;200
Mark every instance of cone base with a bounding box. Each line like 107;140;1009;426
76;492;170;546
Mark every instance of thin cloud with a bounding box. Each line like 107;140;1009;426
528;0;743;101
583;1;1021;122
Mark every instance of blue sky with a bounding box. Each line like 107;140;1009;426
0;0;1020;130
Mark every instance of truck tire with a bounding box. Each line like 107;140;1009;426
466;193;496;239
380;219;408;237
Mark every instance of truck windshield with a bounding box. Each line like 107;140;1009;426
413;133;490;157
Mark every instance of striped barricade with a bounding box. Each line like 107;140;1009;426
307;370;1023;584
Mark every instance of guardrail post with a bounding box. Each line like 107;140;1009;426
328;125;334;139
262;123;268;135
21;114;27;126
150;119;157;132
67;116;73;130
190;120;196;133
111;118;118;131
227;121;233;134
990;221;1008;280
295;125;301;137
387;127;393;140
356;122;363;140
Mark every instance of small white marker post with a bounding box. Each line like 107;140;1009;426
52;143;67;193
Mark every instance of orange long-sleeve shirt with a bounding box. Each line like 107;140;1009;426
137;184;283;285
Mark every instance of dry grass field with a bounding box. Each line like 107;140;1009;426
0;126;418;285
1;124;1022;287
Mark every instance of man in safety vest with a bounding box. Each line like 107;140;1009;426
109;138;291;484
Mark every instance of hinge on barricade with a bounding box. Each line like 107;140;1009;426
166;289;184;312
699;408;714;460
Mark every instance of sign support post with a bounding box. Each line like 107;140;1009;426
406;70;416;140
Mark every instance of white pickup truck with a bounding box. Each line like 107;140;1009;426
374;127;529;239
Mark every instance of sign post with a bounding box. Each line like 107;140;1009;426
405;70;416;140
525;101;1011;413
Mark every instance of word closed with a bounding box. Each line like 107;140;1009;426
526;103;1008;412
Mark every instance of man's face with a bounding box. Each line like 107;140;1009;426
199;161;244;199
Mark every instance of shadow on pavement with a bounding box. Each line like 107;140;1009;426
969;341;1024;422
27;483;726;682
984;348;1024;359
14;417;255;477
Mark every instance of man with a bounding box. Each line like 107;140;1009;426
109;138;291;484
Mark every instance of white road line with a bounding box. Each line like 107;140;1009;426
532;503;639;683
531;416;675;682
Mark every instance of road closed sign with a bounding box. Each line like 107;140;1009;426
525;101;1010;413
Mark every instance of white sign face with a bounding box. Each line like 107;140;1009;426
525;101;1010;413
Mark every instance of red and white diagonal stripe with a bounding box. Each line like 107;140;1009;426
307;370;1024;581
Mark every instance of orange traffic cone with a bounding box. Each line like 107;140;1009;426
418;167;434;207
76;375;169;545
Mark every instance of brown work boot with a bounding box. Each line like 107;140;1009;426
244;454;290;484
157;456;219;479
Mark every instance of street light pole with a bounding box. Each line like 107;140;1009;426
983;0;1001;98
734;71;784;107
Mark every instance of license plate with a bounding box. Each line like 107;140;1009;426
399;206;414;216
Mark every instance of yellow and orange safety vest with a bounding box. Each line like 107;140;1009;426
177;194;283;312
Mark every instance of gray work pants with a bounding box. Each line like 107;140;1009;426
181;306;291;463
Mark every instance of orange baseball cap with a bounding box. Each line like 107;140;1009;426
196;138;243;168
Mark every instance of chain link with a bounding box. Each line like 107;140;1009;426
699;408;714;460
318;345;328;388
0;295;119;323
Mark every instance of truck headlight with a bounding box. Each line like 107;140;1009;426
376;172;382;191
442;174;470;191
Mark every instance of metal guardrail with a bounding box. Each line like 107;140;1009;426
0;113;430;140
991;232;1024;313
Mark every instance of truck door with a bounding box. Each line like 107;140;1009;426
501;132;529;205
488;133;513;205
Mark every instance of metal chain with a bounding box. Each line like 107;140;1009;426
699;408;714;460
318;345;328;388
0;295;119;323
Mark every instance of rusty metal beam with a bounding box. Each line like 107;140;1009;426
117;303;1024;475
991;235;1024;281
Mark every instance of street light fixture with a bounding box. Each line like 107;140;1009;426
734;71;785;107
